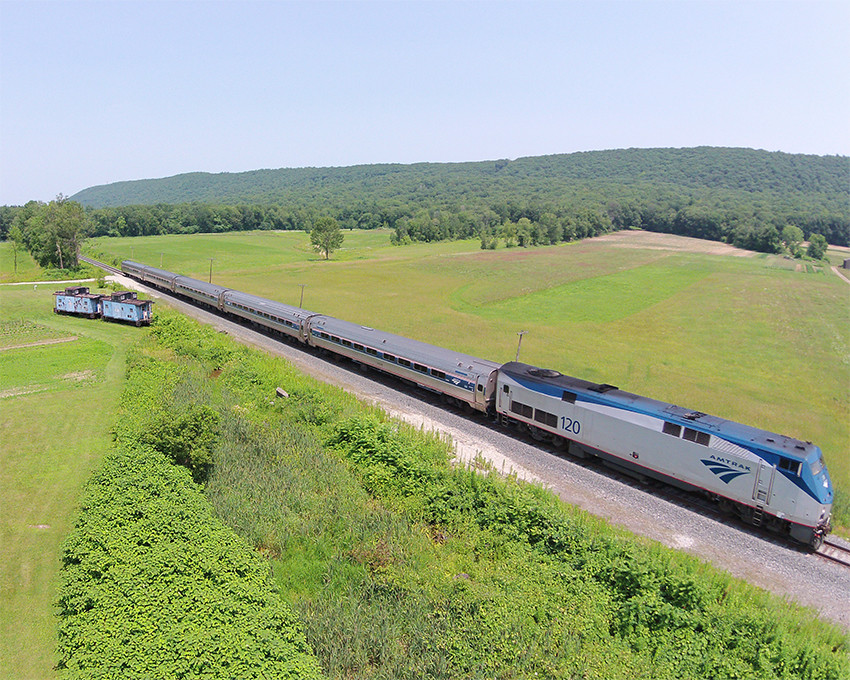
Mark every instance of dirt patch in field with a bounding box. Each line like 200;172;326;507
0;336;78;352
61;370;95;383
590;230;755;256
0;385;49;399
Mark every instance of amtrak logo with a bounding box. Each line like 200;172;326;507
701;458;751;484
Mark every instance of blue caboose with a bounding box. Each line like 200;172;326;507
53;286;102;318
101;291;153;326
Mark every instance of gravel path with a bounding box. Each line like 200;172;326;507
111;274;850;632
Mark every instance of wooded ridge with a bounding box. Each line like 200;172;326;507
71;147;848;209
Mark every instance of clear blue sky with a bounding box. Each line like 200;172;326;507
1;0;847;206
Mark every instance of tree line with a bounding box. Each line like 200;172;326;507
0;192;840;273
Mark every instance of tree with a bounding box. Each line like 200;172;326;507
8;223;24;274
310;216;343;260
781;225;804;257
807;233;828;260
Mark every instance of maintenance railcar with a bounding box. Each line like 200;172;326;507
102;291;153;326
53;286;103;318
120;259;834;548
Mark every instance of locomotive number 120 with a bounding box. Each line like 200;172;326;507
561;416;581;435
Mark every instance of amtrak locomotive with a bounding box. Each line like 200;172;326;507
121;260;834;549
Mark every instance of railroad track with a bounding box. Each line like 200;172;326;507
817;538;850;568
80;255;122;276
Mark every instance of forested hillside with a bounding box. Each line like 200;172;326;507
69;147;849;249
71;148;848;210
2;148;847;258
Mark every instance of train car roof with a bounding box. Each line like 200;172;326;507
501;362;820;462
224;289;320;322
173;275;230;297
123;261;177;280
312;315;500;377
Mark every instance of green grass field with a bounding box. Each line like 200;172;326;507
89;229;850;523
2;229;848;674
0;284;137;678
0;242;45;283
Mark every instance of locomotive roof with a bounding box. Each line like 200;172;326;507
312;315;500;377
501;362;820;462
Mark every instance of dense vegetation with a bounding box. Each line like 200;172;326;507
55;336;324;678
2;148;845;256
64;308;848;678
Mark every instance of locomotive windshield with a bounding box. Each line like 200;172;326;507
810;455;825;476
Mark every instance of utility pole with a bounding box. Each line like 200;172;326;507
298;284;306;308
208;258;215;283
160;252;164;267
515;330;528;362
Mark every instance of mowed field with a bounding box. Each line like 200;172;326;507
0;270;134;678
90;229;850;521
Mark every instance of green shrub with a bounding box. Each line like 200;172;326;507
56;447;324;679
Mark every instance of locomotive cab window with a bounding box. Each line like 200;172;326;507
561;391;576;403
778;457;801;475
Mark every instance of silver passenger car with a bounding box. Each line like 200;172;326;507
173;276;230;309
307;315;499;412
123;261;178;291
222;290;319;342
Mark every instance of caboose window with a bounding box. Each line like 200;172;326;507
663;422;682;437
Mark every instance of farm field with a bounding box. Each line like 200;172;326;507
0;240;46;283
0;284;135;678
89;229;850;525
